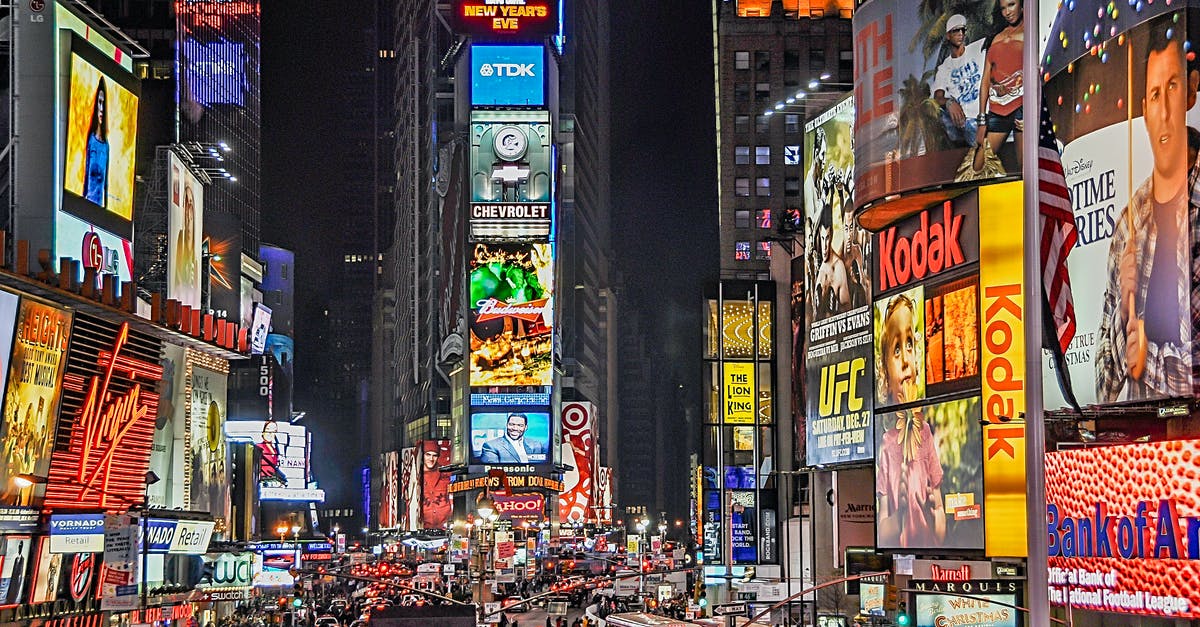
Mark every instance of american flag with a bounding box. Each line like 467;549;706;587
1038;98;1078;354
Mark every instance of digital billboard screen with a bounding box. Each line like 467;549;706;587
1046;439;1200;620
168;152;205;311
468;242;553;387
452;0;559;41
471;44;545;106
61;36;139;240
418;440;452;530
559;402;595;523
874;396;983;551
187;363;229;521
469;409;551;465
225;420;322;501
469;110;552;240
182;37;247;107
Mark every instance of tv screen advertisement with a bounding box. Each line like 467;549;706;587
167;151;204;310
468;110;553;240
61;35;139;240
471;44;545;106
249;303;272;355
468;242;553;386
470;409;551;465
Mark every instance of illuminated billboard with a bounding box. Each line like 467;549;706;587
1046;440;1200;620
874;396;983;551
469;110;553;240
187;361;230;523
469;409;552;466
167;152;205;311
559;403;596;523
468;242;554;386
911;580;1021;627
379;451;399;530
61;36;139;239
225;421;323;502
451;0;559;40
1040;7;1197;409
45;320;161;512
801;96;874;467
0;298;69;518
418;440;452;530
399;447;418;532
471;44;545;107
851;1;1021;223
182;37;247;107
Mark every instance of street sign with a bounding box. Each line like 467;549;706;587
713;602;748;617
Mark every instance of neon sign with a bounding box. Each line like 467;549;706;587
451;0;558;40
46;322;162;510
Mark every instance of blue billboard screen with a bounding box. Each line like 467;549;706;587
471;44;544;106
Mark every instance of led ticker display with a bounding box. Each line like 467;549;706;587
62;37;140;239
468;242;554;387
472;44;545;107
452;0;559;40
1046;440;1200;620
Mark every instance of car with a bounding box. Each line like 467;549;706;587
501;596;530;613
314;615;340;627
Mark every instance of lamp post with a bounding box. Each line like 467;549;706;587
474;495;498;615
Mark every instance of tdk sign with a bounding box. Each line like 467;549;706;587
471;44;544;106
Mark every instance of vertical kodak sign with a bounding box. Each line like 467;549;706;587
978;181;1026;557
723;362;755;424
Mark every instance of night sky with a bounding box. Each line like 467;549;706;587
261;1;717;501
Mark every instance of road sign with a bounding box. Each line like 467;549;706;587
713;602;748;617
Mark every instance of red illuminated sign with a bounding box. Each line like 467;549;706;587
494;493;545;519
474;298;548;323
451;0;558;40
45;322;163;510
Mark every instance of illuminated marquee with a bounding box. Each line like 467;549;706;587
45;321;163;511
452;0;558;40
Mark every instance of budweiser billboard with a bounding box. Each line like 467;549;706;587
468;242;554;387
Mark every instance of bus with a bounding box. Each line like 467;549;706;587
601;613;723;627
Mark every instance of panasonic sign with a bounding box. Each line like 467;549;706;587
471;44;544;106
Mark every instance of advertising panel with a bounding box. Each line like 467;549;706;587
29;536;63;605
54;213;133;287
729;491;757;564
835;468;875;565
470;409;552;465
419;440;452;530
142;518;214;554
803;98;874;466
469;111;553;240
977;181;1027;557
468;243;554;386
61;36;139;238
182;36;247;107
791;254;806;466
203;211;242;321
451;0;558;41
168;152;204;310
595;466;613;525
851;1;1018;218
722;362;755;425
874;396;983;551
912;583;1020;627
249;304;272;355
1045;440;1200;620
399;447;419;532
49;513;105;554
379;451;399;530
0;298;71;514
100;515;137;611
0;535;32;607
494;493;545;521
559;402;596;523
225;421;319;500
45;320;162;511
1041;7;1198;409
471;44;544;107
187;363;230;522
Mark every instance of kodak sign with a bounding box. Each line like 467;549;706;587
977;181;1026;557
874;193;980;293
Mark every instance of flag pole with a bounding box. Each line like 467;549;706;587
1022;0;1051;624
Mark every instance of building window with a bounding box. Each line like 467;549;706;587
735;146;751;165
734;84;750;102
756;177;771;196
282;264;289;279
735;241;752;261
754;51;770;72
755;82;771;100
840;49;854;78
784;50;800;71
756;115;770;134
735;178;751;197
756;241;772;260
755;146;770;165
785;114;801;134
735;210;752;229
784;145;801;165
810;48;826;73
757;209;773;229
735;115;751;133
735;51;750;70
785;176;801;196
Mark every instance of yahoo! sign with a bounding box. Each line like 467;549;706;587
494;493;545;520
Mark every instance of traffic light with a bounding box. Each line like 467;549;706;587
896;600;911;626
292;597;303;609
884;584;899;612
